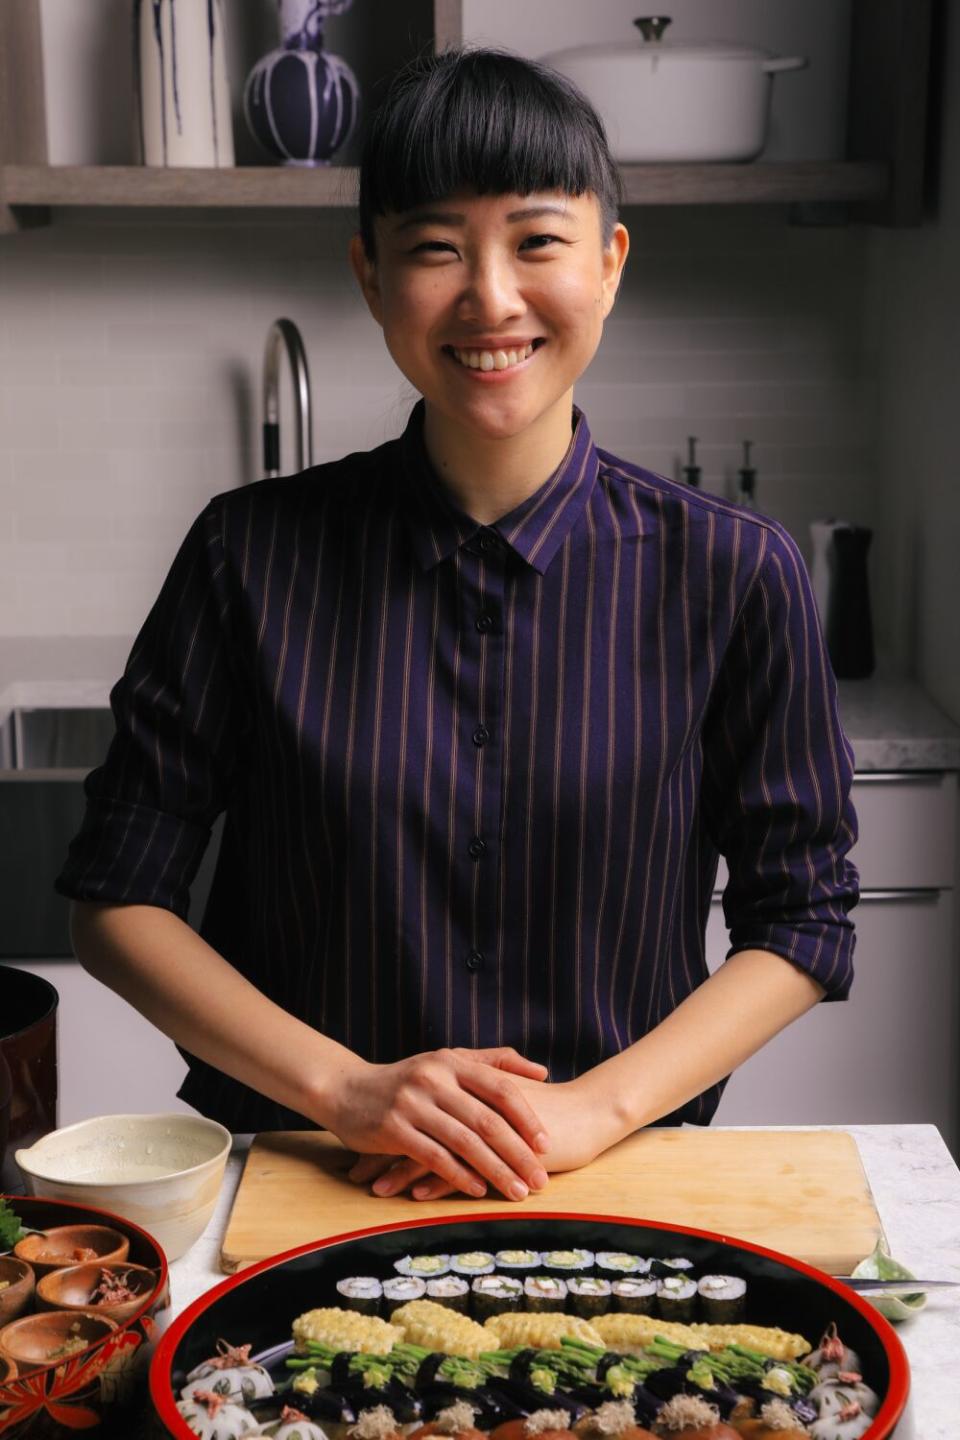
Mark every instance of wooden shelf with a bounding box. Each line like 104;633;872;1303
0;159;889;215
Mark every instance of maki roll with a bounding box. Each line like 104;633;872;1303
471;1274;524;1319
451;1251;497;1279
495;1249;541;1278
396;1255;451;1281
610;1278;657;1315
696;1275;746;1325
648;1256;694;1280
541;1249;594;1278
337;1277;384;1316
382;1276;427;1314
426;1276;471;1313
595;1253;649;1281
566;1276;612;1319
655;1274;698;1323
524;1275;568;1312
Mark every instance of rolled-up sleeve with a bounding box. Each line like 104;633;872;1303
701;522;859;999
55;501;244;919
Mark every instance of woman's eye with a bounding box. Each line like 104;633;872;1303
520;233;562;251
413;240;456;254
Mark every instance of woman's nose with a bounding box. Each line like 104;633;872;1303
457;258;524;325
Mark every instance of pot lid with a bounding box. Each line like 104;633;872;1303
543;15;773;65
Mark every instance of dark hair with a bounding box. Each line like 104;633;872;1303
358;47;622;259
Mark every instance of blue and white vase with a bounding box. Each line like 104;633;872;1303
244;0;361;166
134;0;234;167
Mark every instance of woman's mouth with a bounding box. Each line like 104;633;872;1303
442;339;546;374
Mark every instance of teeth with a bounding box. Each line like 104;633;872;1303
451;342;536;371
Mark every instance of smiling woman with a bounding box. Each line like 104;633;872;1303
57;46;857;1211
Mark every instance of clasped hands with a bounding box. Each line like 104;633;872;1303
323;1045;612;1203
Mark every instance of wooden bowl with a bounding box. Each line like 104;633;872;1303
14;1223;129;1278
0;1352;17;1384
0;1254;35;1327
0;1308;117;1374
37;1260;159;1324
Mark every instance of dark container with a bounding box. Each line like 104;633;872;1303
0;967;58;1193
826;524;875;680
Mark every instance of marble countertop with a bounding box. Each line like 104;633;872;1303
164;1124;960;1440
1;638;957;772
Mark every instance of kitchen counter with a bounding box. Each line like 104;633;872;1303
163;1124;960;1440
1;639;957;772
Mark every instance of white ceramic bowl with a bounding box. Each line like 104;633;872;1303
15;1112;231;1262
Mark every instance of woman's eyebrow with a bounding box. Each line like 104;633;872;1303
392;202;574;232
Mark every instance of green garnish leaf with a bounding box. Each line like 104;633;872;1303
0;1199;24;1250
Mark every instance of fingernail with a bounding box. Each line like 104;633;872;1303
530;1167;549;1190
510;1181;529;1201
413;1184;431;1199
471;1182;486;1198
372;1178;392;1195
534;1131;551;1153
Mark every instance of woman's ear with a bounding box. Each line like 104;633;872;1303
349;231;384;326
600;222;630;318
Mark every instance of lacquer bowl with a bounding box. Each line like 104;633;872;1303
150;1212;910;1438
36;1261;161;1325
0;1194;170;1437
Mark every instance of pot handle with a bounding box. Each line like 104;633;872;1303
762;55;808;73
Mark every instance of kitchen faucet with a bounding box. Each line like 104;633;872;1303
261;318;314;478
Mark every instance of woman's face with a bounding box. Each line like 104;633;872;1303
350;189;629;442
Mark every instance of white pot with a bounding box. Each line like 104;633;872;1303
136;0;234;167
540;16;807;164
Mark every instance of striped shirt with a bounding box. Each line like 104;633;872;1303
56;400;858;1131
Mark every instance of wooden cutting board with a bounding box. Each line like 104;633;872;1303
220;1128;883;1276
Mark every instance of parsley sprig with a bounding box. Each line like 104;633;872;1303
0;1198;25;1250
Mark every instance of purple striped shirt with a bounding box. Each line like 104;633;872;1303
56;400;858;1131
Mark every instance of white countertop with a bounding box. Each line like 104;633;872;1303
165;1124;960;1440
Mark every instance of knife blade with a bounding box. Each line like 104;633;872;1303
833;1276;959;1294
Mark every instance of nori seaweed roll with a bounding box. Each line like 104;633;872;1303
648;1255;695;1279
656;1273;698;1323
382;1276;426;1314
697;1274;747;1323
541;1248;594;1277
425;1274;470;1313
611;1276;657;1314
523;1275;568;1312
494;1248;541;1277
335;1277;383;1315
471;1273;524;1319
595;1252;650;1279
450;1251;496;1278
395;1254;451;1280
566;1276;612;1319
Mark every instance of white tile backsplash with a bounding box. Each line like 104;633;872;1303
0;206;881;640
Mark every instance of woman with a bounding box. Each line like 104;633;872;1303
57;48;858;1205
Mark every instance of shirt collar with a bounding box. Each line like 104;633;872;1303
398;398;599;576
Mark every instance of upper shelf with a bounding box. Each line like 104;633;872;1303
1;160;889;213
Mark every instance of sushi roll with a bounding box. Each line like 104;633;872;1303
655;1273;697;1324
595;1253;650;1280
494;1248;541;1278
426;1275;471;1313
566;1276;612;1319
450;1251;497;1279
337;1277;384;1316
696;1275;746;1325
471;1273;524;1319
647;1255;695;1280
610;1277;657;1315
395;1254;451;1281
382;1276;427;1314
541;1248;594;1277
524;1275;568;1312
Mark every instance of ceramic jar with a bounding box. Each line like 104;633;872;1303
244;0;360;165
134;0;235;166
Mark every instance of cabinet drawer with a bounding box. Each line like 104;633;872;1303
713;771;957;894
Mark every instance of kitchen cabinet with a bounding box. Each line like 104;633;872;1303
0;0;930;231
709;771;960;1157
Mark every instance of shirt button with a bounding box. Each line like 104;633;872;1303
479;532;501;554
467;836;487;860
465;950;483;972
472;724;490;747
475;612;494;634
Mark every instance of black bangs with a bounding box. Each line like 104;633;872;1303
358;47;622;257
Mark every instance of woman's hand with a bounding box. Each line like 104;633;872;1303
325;1046;551;1201
356;1071;626;1200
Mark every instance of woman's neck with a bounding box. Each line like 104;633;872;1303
421;393;576;525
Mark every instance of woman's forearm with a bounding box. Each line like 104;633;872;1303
69;900;356;1124
585;948;826;1135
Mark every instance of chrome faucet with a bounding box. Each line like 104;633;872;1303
262;318;314;478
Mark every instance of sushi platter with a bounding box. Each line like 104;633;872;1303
221;1130;884;1276
151;1212;910;1438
